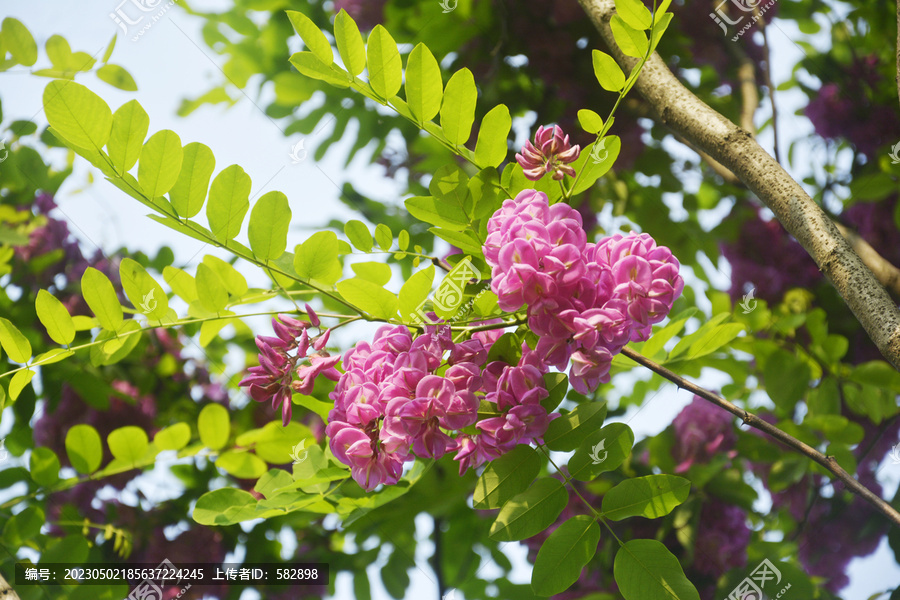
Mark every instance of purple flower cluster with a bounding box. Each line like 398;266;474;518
239;309;340;427
325;323;556;490
484;189;684;393
515;125;582;181
692;498;750;577
672;396;737;472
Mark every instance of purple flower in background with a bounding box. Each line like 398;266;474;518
333;0;387;31
672;396;736;472
692;499;750;577
516;125;582;180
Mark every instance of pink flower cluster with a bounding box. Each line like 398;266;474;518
515;125;582;181
239;307;341;427
484;189;684;393
325;324;555;490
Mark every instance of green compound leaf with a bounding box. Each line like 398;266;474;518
193;488;259;526
532;515;601;596
366;25;402;100
169;142;216;218
248;191;291;261
614;539;700;600
474;445;542;510
198;403;230;450
43;80;112;150
107;99;149;173
65;424;103;474
0;317;32;363
336;278;398;320
543;402;608;451
405;43;443;124
489;477;568;541
398;264;435;323
601;474;691;521
474;104;511;169
440;68;477;146
81;267;124;332
568;422;634;481
610;14;649;58
119;257;168;320
207;164;251;242
138;129;183;198
286;10;333;65
334;9;366;77
294;230;343;285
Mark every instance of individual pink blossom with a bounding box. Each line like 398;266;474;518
515;125;582;180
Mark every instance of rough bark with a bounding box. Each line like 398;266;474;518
578;0;900;370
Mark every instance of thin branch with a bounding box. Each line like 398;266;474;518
577;0;900;371
621;347;900;529
754;5;781;163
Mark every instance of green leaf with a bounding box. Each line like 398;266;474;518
154;422;191;451
849;361;900;393
96;64;137;91
9;370;35;401
169;142;216;218
34;292;75;345
65;424;103;474
577;109;604;134
119;257;168;320
474;445;542;509
351;261;392;285
81;266;124;331
366;25;401;100
193;488;258;525
474;104;511;168
571;136;621;195
602;474;690;521
374;223;392;250
2;506;44;548
544;403;608;451
615;0;653;30
405;43;443;124
108;426;149;468
207;164;251;242
334;9;366;77
289;52;351;88
336;278;398;320
43;80;113;150
248;191;290;261
345;220;374;252
614;539;699;600
429;227;483;257
440;68;477;145
286;10;332;65
163;265;198;303
405;195;467;231
592;50;626;92
489;477;568;541
30;447;61;487
610;15;649;58
217;450;268;479
198;403;230;450
107;99;149;173
568;423;635;481
196;263;229;313
2;18;37;66
531;516;601;596
399;265;435;323
138;129;183;198
294;231;343;285
763;349;811;408
0;317;32;363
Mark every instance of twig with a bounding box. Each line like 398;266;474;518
754;5;781;163
577;0;900;371
621;346;900;529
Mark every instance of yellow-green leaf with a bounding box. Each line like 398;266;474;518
81;267;124;331
107;99;149;173
207;164;251;242
169;142;215;218
35;290;75;345
138;129;183;198
43;80;112;150
0;317;32;363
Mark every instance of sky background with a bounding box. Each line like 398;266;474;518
1;0;899;598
